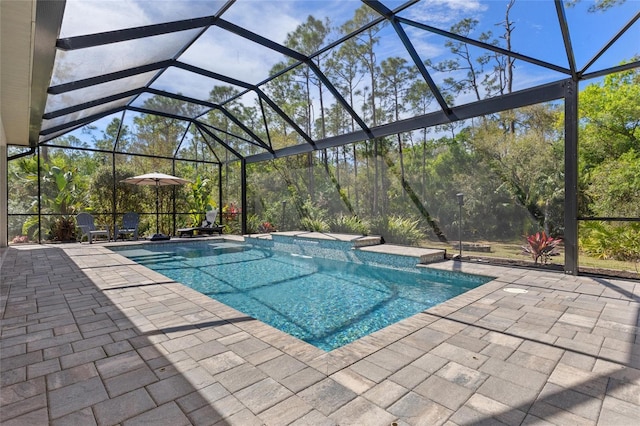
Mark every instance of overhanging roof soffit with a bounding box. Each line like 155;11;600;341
29;0;66;146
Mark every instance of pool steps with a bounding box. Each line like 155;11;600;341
357;243;445;265
245;232;446;266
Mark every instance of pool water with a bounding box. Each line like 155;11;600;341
112;241;491;351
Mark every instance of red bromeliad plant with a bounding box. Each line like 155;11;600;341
522;231;562;264
258;221;276;233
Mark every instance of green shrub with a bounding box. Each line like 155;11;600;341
300;217;330;232
49;217;77;242
380;216;424;245
331;215;370;235
186;176;215;226
299;198;330;232
246;214;262;234
224;219;242;235
20;161;86;241
580;222;640;261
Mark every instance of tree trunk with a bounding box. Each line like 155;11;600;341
383;153;448;242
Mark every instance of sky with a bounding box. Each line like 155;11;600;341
48;0;639;144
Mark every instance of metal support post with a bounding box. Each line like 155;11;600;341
218;163;223;225
241;158;247;235
564;79;579;275
456;193;464;260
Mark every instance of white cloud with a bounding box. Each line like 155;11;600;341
404;26;446;60
405;0;488;27
59;0;224;38
179;26;290;85
433;0;486;13
59;0;148;37
220;1;302;46
177;1;349;87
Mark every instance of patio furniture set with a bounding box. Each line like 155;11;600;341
76;209;222;243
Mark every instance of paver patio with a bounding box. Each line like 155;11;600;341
1;239;639;425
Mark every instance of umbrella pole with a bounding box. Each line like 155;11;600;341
155;182;160;235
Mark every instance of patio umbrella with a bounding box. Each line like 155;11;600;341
121;172;190;241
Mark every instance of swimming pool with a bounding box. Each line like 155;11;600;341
112;240;492;351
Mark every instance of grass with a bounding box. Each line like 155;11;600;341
421;238;639;275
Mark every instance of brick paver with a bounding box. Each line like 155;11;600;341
1;240;639;425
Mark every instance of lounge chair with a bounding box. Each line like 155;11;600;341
178;210;223;237
76;213;110;243
114;212;139;241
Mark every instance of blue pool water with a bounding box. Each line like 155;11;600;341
112;241;491;351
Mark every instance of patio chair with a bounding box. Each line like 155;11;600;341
178;209;223;237
76;212;110;244
114;212;139;241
